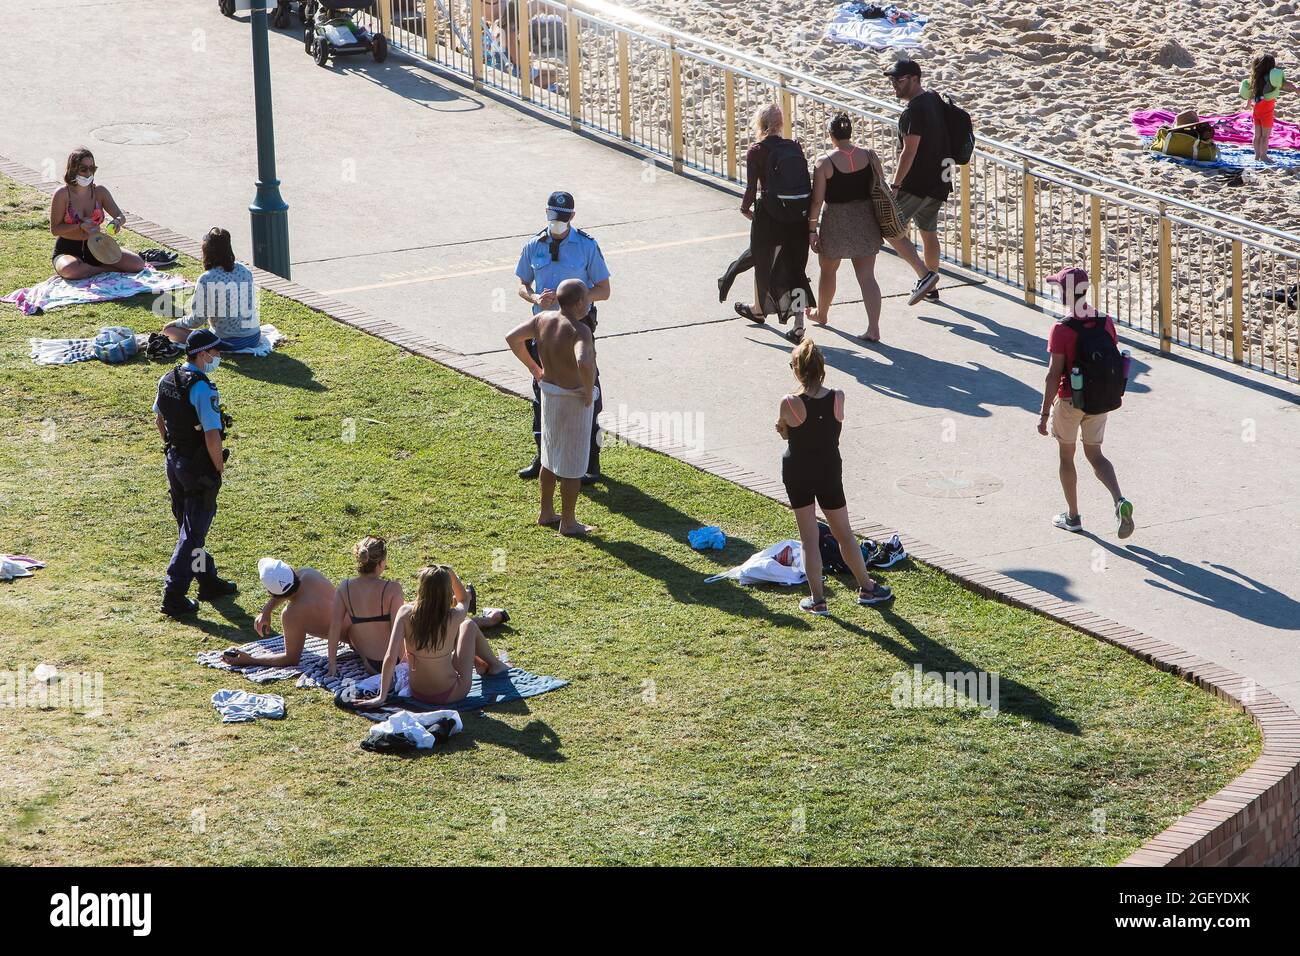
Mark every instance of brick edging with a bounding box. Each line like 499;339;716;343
5;154;1297;867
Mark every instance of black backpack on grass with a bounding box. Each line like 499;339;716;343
1068;317;1126;414
761;138;813;223
940;93;975;165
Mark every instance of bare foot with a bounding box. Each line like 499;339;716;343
806;307;827;326
559;522;597;537
538;513;561;527
859;329;881;343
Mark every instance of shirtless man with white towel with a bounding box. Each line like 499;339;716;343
506;278;598;537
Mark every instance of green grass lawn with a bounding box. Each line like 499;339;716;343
0;173;1261;865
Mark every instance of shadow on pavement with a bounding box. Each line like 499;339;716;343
998;568;1082;604
751;332;1042;416
1083;535;1300;631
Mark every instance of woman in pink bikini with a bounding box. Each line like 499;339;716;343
353;565;511;709
49;147;147;279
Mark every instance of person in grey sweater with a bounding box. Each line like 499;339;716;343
162;227;261;350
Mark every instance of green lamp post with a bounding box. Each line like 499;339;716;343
245;0;291;278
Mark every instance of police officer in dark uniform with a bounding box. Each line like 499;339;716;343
154;328;238;617
514;190;611;483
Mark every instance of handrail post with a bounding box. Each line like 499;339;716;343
1158;205;1172;352
566;0;582;130
617;32;630;139
1022;163;1036;306
1089;194;1102;307
424;0;439;61
959;161;972;268
669;38;684;173
517;0;532;101
1231;239;1244;363
470;0;484;90
779;76;793;136
724;70;737;182
377;0;392;35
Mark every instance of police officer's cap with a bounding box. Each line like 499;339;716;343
546;191;576;222
185;328;227;356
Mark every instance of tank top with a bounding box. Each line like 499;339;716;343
783;391;842;464
824;154;873;204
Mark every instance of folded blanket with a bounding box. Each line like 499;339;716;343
3;268;189;316
211;689;285;723
826;2;928;49
1131;109;1300;151
30;323;283;366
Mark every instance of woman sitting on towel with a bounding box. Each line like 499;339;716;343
776;337;892;615
162;228;262;352
49;147;148;280
353;565;511;709
325;537;405;677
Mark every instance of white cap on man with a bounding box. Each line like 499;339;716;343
258;557;296;596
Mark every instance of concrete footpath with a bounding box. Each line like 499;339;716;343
7;1;1300;708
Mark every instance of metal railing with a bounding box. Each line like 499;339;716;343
361;0;1300;382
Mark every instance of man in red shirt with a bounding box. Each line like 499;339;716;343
1037;266;1135;538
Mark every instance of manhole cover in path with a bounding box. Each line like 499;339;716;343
92;123;189;146
897;469;1004;499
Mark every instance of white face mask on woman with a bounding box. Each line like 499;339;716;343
75;174;94;188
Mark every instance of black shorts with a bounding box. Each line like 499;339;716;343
52;236;105;267
782;459;846;511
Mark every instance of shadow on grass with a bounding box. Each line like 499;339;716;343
837;607;1081;735
583;477;807;629
369;699;565;763
222;351;325;392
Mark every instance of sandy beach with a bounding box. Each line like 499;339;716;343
621;0;1300;234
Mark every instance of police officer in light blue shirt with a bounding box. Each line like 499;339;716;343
153;328;238;617
514;190;611;482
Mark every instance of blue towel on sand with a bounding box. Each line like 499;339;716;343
1141;137;1300;171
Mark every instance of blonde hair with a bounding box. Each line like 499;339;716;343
753;104;783;140
354;536;387;574
790;337;825;391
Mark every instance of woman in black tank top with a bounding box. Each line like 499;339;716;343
777;338;893;614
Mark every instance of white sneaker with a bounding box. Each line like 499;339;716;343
1052;512;1082;532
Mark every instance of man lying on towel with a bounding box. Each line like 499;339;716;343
505;278;599;537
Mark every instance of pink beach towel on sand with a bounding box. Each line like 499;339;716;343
1131;109;1300;150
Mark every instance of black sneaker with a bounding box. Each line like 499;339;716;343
580;471;601;486
197;577;239;601
161;593;199;618
867;534;907;569
907;271;940;305
518;456;541;480
924;288;940;301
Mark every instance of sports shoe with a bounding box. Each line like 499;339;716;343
924;288;940;301
1052;512;1082;533
866;534;907;569
857;581;894;605
907;271;940;305
1116;498;1135;539
799;596;830;616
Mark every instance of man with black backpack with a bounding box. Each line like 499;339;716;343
1037;266;1135;538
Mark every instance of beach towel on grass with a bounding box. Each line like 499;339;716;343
211;689;285;723
1131;109;1300;151
1138;137;1300;171
826;3;928;50
2;268;189;316
197;634;568;721
30;324;284;366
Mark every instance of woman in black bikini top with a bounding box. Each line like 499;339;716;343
327;537;404;676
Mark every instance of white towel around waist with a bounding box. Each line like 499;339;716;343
539;380;597;480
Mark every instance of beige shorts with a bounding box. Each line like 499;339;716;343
1050;396;1107;445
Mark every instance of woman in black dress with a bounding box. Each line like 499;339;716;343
776;337;893;614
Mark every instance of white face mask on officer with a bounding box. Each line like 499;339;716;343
547;219;569;238
199;354;221;374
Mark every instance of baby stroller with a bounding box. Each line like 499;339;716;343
304;0;389;66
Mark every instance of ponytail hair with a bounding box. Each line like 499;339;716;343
789;336;825;391
353;536;387;574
